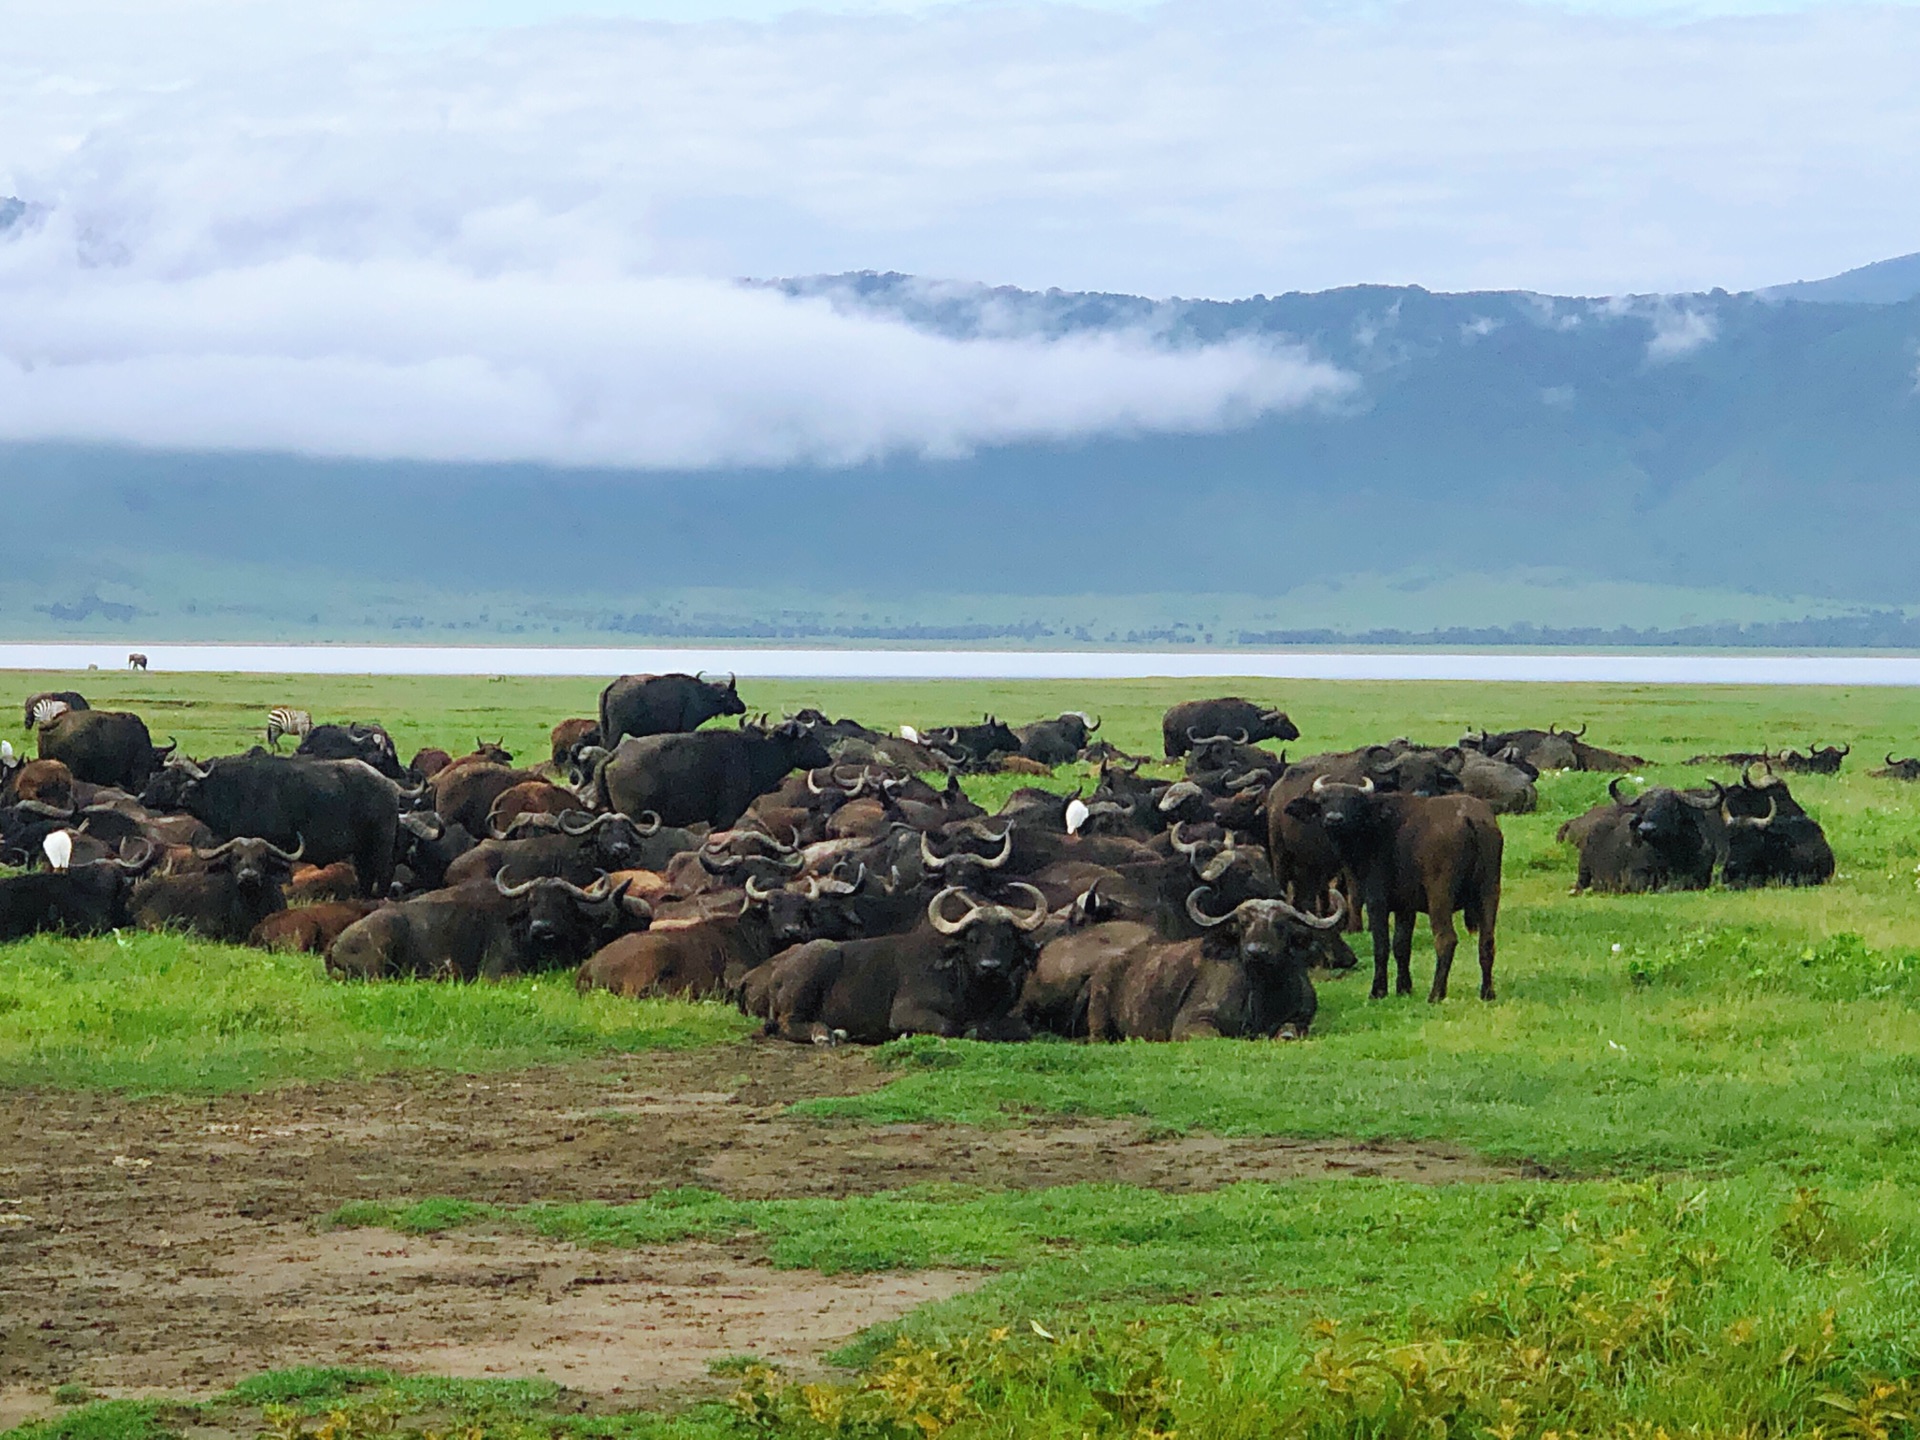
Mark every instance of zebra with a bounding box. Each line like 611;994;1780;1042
29;697;71;730
266;707;313;750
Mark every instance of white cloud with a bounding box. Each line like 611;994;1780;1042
1;0;1917;467
0;223;1350;468
1644;306;1719;360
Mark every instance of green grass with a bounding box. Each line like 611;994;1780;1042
312;1176;1920;1440
0;929;748;1091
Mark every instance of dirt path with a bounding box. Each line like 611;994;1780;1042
0;1043;1522;1408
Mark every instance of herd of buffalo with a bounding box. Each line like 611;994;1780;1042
0;673;1881;1044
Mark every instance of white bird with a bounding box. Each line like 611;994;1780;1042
43;830;74;871
900;725;921;744
1065;797;1090;835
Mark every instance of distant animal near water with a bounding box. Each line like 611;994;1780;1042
266;708;314;750
127;653;149;671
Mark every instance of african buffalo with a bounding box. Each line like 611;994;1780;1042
599;672;746;745
1162;698;1299;760
298;723;408;781
0;857;141;941
550;719;602;769
328;872;646;981
1283;779;1502;1001
141;753;407;896
37;711;175;790
746;884;1047;1043
249;900;383;953
1558;780;1724;893
1871;754;1920;781
443;812;660;888
1083;888;1345;1040
1014;713;1101;766
587;721;832;829
129;836;303;942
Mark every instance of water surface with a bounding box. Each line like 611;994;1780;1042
4;644;1920;685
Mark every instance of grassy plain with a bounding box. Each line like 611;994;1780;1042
9;670;1920;1439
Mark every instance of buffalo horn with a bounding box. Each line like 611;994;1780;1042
1681;780;1726;810
494;867;541;898
168;755;211;780
262;835;307;864
1241;892;1348;931
1722;796;1777;831
926;885;977;935
194;837;240;861
12;799;75;819
743;874;778;904
1224;770;1269;792
112;837;156;872
1185;885;1236;928
1168;821;1203;858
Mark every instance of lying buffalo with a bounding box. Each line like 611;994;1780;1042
129;836;303;942
1558;780;1725;894
743;883;1047;1043
328;872;646;980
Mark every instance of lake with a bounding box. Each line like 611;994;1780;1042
5;643;1920;685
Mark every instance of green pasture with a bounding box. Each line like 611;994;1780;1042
11;671;1920;1439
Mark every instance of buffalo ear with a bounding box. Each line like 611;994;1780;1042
1283;796;1319;822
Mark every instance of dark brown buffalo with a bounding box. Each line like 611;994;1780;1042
1774;744;1849;776
129;836;304;942
38;710;176;790
1871;753;1920;781
599;672;746;745
1282;779;1502;1002
1161;698;1299;760
1558;779;1723;894
744;884;1048;1044
328;872;646;981
1082;888;1345;1040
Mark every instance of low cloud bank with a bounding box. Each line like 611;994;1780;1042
0;231;1350;468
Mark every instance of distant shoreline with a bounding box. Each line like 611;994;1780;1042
8;643;1920;685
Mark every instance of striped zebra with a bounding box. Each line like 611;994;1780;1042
266;707;313;750
29;697;71;730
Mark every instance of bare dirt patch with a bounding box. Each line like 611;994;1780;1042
0;1043;1523;1401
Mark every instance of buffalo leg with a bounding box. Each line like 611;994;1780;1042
1476;902;1499;1002
1392;910;1416;996
1369;905;1393;1000
1428;903;1459;1003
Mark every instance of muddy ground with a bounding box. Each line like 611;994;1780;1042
0;1042;1519;1419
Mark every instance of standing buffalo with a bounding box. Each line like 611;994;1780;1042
598;672;745;745
1162;699;1299;760
586;721;831;829
141;754;408;896
1282;778;1502;1002
37;711;175;790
